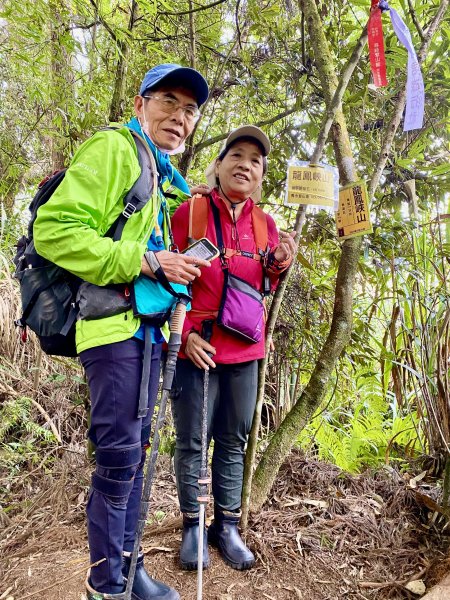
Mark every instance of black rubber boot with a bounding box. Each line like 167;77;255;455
180;513;210;570
122;553;180;600
207;507;255;570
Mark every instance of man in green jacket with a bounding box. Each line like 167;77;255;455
34;64;210;600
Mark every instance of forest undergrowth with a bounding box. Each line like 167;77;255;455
1;259;449;600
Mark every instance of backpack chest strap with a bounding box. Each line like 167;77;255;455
222;248;264;262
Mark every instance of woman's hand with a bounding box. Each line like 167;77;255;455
273;230;297;262
189;184;212;197
185;331;216;370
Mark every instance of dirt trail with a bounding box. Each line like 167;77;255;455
1;454;449;600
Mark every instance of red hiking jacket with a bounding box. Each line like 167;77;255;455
171;189;290;364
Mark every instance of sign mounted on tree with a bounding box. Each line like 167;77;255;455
368;0;425;131
285;162;338;208
336;181;373;240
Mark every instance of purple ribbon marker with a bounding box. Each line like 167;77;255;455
379;0;425;131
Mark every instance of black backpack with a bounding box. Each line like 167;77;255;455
13;129;157;358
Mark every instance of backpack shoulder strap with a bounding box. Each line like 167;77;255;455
105;128;158;241
251;204;269;255
126;130;158;213
251;204;271;296
188;194;210;245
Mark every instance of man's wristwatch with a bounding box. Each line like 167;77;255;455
144;250;160;274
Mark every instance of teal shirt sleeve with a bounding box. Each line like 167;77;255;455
34;130;149;286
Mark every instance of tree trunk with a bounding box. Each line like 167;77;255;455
247;0;449;514
108;0;138;123
50;0;72;170
177;1;198;178
241;3;367;526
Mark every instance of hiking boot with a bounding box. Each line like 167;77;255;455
122;553;180;600
180;513;210;570
207;508;255;570
85;577;126;599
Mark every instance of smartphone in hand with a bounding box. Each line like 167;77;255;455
182;238;219;262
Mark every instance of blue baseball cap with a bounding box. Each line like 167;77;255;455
139;63;209;106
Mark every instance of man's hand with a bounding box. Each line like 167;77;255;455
273;231;297;262
141;251;210;285
185;331;216;370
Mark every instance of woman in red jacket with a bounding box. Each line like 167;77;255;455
171;125;296;572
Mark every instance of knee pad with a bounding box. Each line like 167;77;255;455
92;445;142;503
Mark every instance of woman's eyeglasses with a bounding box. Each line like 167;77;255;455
142;95;200;122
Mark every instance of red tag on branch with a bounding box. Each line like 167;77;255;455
368;3;388;87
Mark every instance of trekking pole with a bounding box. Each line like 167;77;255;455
125;300;188;600
197;319;214;600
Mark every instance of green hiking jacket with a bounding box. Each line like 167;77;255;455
34;127;182;353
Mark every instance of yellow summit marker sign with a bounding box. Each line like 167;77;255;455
286;164;335;207
336;181;373;240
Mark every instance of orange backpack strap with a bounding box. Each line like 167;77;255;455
188;194;209;245
251;204;269;256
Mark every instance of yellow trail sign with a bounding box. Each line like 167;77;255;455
286;164;335;207
336;181;373;240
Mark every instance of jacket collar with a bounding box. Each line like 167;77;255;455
210;188;255;221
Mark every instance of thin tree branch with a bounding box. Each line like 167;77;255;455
134;19;223;43
188;0;196;69
160;0;226;16
236;0;243;49
30;397;62;445
311;25;368;163
407;0;425;41
194;105;301;152
196;42;229;59
67;21;101;31
89;0;118;43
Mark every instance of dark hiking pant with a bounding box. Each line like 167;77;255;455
172;358;258;514
80;338;162;594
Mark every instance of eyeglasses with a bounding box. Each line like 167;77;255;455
142;94;201;122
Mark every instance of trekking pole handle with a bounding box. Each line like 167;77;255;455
171;300;187;336
162;301;187;391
